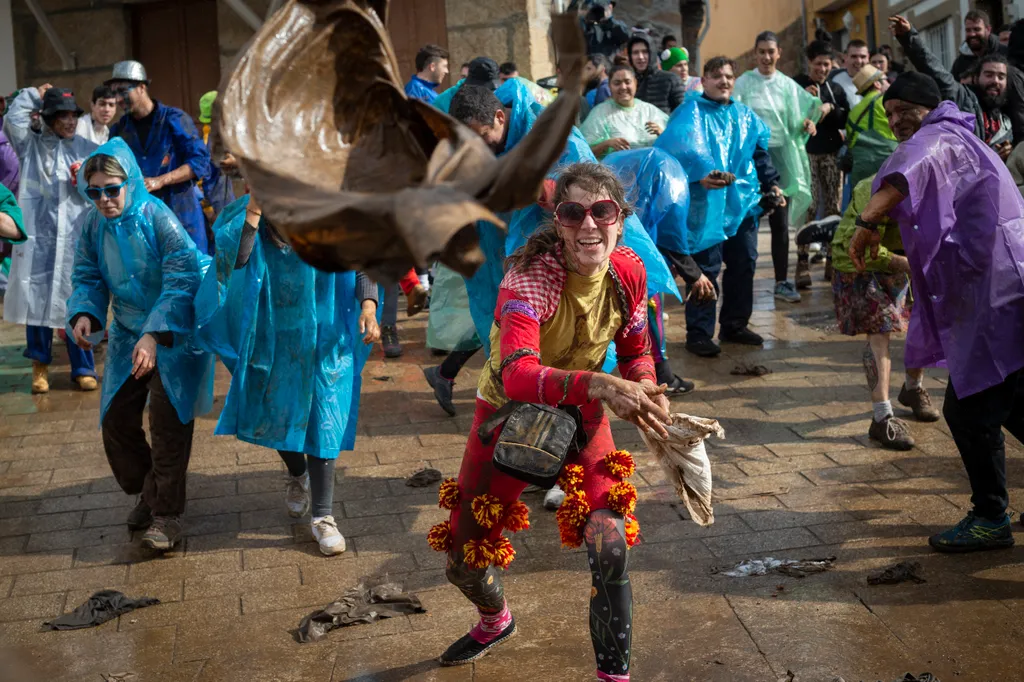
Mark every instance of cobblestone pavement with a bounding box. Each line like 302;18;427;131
0;231;1022;682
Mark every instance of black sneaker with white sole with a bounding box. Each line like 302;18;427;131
795;215;841;247
438;618;517;666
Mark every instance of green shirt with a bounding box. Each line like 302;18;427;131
0;183;25;244
830;175;904;274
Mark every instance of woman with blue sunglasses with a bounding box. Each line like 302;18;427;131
66;138;214;552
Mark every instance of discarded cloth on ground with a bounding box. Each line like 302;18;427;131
405;468;443;487
44;590;159;630
713;556;837;578
297;578;426;643
216;0;586;283
638;413;723;526
867;561;926;585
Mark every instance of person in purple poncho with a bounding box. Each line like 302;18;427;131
849;72;1024;553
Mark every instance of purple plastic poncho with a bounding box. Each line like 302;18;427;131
873;101;1024;397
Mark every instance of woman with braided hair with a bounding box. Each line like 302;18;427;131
427;163;671;679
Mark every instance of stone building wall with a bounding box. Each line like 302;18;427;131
444;0;554;81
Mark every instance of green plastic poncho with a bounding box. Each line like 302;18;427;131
578;98;670;158
66;138;214;425
846;91;898;188
733;70;821;223
426;263;481;352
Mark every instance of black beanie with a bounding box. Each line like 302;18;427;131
883;72;942;110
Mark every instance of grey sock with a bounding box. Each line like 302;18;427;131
872;400;894;422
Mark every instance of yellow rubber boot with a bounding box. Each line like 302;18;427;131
31;362;49;394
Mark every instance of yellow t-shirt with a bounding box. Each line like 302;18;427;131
477;264;622;408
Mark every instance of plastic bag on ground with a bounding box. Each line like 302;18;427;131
638;413;723;526
713;556;836;578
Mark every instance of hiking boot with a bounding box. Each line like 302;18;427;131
381;325;402;358
795;260;812;290
544;485;565;510
141;516;182;551
406;284;429;317
311;515;346;556
795;215;841;246
774;281;802;303
285;472;311;518
720;327;764;346
439;617;517;666
75;375;98;391
423;365;456;416
664;375;695;396
685;338;721;357
868;416;915;451
31;361;49;394
929;512;1014;553
898;384;941;422
126;499;152;531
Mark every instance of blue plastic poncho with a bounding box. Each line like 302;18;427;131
66;138;214;425
655;93;771;255
195;195;374;459
110;102;211;254
733;70;821;224
603;147;690;255
436;79;678;354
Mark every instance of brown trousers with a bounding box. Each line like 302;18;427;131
101;369;195;517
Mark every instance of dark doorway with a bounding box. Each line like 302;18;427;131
387;0;450;87
129;0;221;121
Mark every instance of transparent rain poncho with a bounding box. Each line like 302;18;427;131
578;98;670;158
603;147;690;256
655;92;771;254
66;138;214;425
194;195;375;458
4;88;98;328
733;70;821;224
426;262;481;352
435;79;679;354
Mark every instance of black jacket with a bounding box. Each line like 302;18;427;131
950;33;1007;81
627;35;686;114
794;74;850;155
581;16;630;58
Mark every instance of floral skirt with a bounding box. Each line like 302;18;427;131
832;271;912;336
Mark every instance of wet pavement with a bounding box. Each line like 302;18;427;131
0;229;1022;682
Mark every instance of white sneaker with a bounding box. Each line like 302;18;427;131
285;472;310;518
543;485;566;510
311;515;346;556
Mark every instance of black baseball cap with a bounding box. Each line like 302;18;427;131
464;57;501;91
40;88;83;117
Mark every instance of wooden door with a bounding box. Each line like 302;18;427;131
386;0;449;87
130;0;221;121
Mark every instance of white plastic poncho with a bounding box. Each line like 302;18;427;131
733;70;821;224
579;98;670;158
3;88;98;328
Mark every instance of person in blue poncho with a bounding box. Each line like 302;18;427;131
106;61;212;254
655;56;785;358
194;193;380;557
404;44;449;104
66;138;214;552
421;81;678;415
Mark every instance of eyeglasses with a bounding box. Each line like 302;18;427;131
554;200;621;227
85;181;127;201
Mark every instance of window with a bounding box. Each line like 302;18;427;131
920;17;955;71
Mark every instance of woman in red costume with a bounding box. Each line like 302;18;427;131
428;163;671;680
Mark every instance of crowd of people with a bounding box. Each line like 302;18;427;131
0;4;1023;679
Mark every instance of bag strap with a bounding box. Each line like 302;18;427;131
477;401;524;444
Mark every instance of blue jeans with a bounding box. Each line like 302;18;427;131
24;325;97;378
685;217;758;342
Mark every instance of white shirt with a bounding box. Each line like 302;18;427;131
830;70;862;108
75;114;109;145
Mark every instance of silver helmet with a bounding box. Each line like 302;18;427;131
106;60;148;85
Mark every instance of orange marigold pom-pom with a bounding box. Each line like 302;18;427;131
471;494;504;529
492;536;516;569
557;490;591;528
463;539;495;569
438;478;460;510
558;515;585;547
624;513;641;547
503;500;531;533
604;450;636;480
558;463;585;492
607;481;638;516
426;520;452;552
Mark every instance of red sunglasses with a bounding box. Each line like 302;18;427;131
554;200;622;227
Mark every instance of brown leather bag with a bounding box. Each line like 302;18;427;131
479;402;586;488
